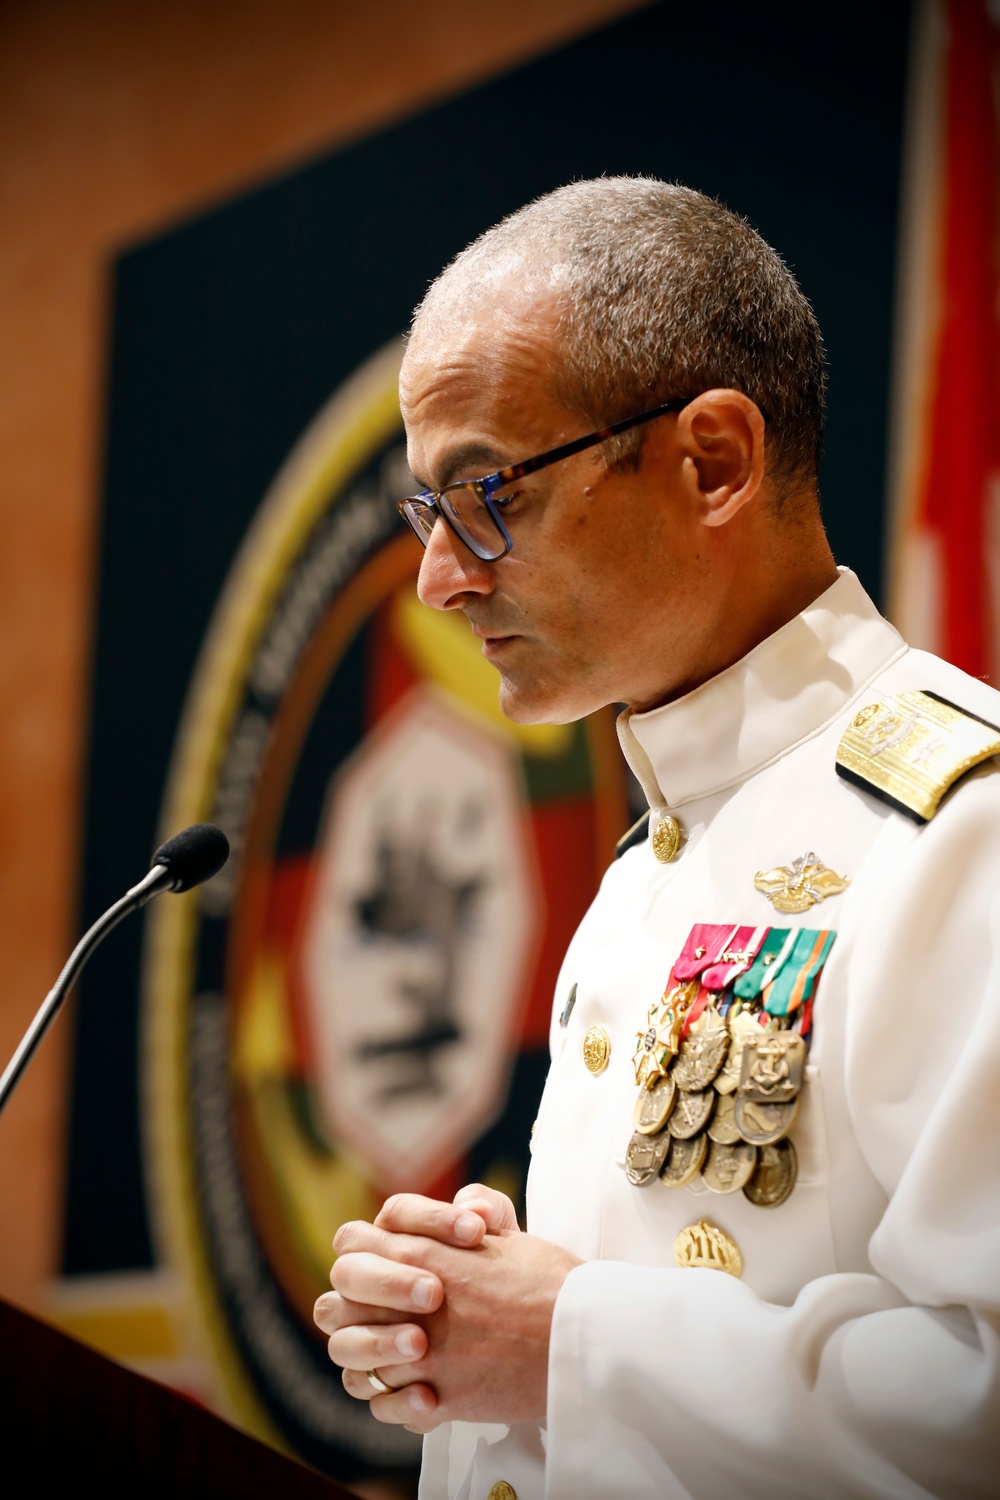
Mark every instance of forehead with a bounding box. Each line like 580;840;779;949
400;295;573;486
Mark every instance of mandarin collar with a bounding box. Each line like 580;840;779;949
616;570;906;811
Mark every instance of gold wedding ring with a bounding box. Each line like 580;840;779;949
366;1368;398;1395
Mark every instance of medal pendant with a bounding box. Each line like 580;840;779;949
743;1137;798;1207
733;1093;799;1147
739;1030;805;1103
702;1138;758;1195
634;1072;677;1135
715;1009;761;1095
706;1089;741;1144
672;1007;729;1092
667;1086;714;1140
658;1132;707;1188
633;980;698;1087
625;1128;672;1186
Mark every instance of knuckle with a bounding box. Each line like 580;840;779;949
333;1219;365;1254
377;1266;400;1301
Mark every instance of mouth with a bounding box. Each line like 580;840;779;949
467;616;524;663
476;632;518;661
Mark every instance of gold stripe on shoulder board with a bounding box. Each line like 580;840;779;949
836;689;1000;822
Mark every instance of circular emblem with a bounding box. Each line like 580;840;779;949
651;813;682;863
141;342;628;1476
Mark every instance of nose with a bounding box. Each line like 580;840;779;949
416;519;496;611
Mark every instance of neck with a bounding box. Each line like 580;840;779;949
630;515;840;714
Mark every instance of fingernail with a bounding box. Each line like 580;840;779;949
395;1328;420;1359
412;1276;436;1311
455;1213;481;1243
407;1386;432;1413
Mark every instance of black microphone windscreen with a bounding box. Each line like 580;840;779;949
152;824;230;892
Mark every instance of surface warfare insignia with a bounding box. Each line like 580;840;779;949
836;689;1000;822
754;851;849;913
626;922;835;1208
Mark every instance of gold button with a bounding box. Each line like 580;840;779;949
651;813;682;863
488;1484;518;1500
673;1219;743;1278
582;1025;611;1074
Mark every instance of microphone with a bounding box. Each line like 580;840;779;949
0;824;229;1116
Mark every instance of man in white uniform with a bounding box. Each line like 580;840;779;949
314;179;1000;1498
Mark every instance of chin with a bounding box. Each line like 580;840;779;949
497;676;596;727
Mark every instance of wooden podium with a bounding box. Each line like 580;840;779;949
0;1297;359;1495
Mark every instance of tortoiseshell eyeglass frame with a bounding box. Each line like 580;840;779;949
396;396;695;562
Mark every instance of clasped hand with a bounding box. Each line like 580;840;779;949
313;1184;580;1432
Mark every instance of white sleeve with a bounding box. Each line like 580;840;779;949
547;777;1000;1500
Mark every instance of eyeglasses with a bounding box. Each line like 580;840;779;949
396;396;693;562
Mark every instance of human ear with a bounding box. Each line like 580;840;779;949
676;390;765;528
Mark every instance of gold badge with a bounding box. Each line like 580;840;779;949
651;812;682;863
753;850;849;913
836;689;1000;821
487;1484;518;1500
583;1024;611;1074
673;1219;743;1278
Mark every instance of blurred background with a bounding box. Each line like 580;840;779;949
0;0;996;1492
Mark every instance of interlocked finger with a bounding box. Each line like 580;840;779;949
341;1368;439;1430
330;1250;443;1314
326;1318;428;1372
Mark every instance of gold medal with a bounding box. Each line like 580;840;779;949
672;1007;729;1092
743;1136;798;1207
634;1072;677;1135
667;1086;715;1140
733;1093;799;1147
706;1089;741;1144
658;1131;707;1187
702;1138;758;1195
625;1128;672;1186
633;980;697;1088
738;1029;805;1103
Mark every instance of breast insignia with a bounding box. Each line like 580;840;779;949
836;689;1000;821
673;1219;743;1278
754;851;849;913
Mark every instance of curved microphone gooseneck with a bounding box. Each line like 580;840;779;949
0;824;229;1116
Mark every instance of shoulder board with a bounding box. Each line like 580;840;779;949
836;688;1000;822
615;810;650;858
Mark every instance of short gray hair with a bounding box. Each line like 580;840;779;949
413;178;825;493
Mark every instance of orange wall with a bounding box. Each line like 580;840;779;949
0;0;643;1309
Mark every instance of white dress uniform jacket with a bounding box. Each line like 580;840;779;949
419;570;1000;1499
